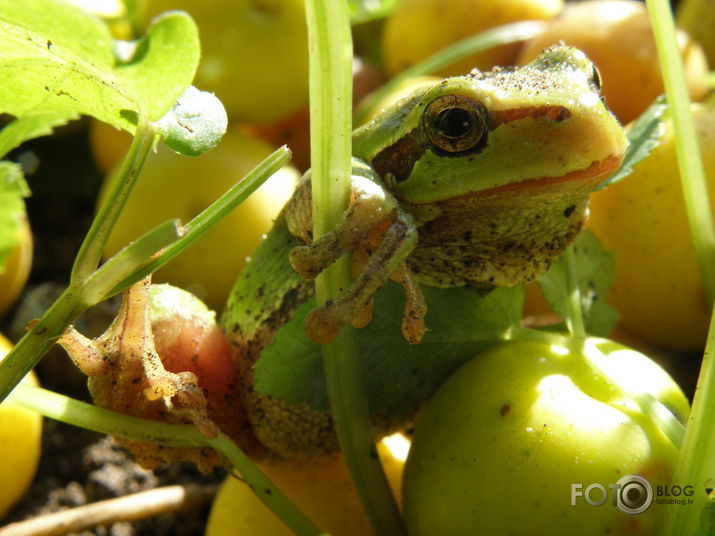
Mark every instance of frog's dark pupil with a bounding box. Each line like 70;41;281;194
435;108;473;138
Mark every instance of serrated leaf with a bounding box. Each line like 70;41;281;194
596;96;667;190
0;111;78;158
0;161;29;268
254;283;523;418
537;229;618;336
0;0;199;132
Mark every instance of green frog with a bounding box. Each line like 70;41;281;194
222;45;628;459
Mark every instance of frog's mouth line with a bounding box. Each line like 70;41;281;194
476;154;623;198
417;154;624;205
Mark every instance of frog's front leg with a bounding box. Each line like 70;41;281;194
286;161;426;345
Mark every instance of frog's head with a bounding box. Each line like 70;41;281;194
353;45;628;206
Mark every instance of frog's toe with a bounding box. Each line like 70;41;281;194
402;311;426;345
304;305;343;344
289;245;323;279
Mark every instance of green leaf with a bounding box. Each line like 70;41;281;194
115;11;200;123
0;161;29;268
536;229;618;336
0;111;78;158
254;283;523;417
596;96;667;190
0;0;199;131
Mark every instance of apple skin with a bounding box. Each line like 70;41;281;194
0;216;32;319
0;335;42;519
382;0;563;78
144;0;309;124
403;338;689;536
205;437;406;536
99;128;298;311
588;103;715;351
517;0;708;125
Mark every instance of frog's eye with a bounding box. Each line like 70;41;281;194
423;94;488;155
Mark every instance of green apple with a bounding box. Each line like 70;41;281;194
403;337;689;536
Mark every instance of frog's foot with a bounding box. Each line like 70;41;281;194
391;262;427;345
58;277;217;438
304;218;417;344
289;196;392;280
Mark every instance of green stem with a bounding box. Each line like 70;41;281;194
321;327;406;535
646;0;715;306
10;385;325;536
0;141;289;404
0;287;83;403
658;305;715;536
305;0;406;534
646;2;715;533
208;434;327;536
355;20;546;124
104;146;292;299
563;246;586;339
71;118;156;284
0;120;157;403
82;219;183;304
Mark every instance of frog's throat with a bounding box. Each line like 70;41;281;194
411;154;623;205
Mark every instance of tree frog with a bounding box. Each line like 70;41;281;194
221;45;628;458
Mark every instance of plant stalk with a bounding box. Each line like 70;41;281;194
11;385;325;536
70;118;156;284
563;246;586;339
305;0;406;534
646;0;715;306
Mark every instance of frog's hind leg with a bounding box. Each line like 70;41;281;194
303;215;419;344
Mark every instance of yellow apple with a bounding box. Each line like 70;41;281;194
588;103;715;350
0;334;42;519
205;436;407;536
144;0;309;124
100;128;299;311
517;0;709;124
382;0;563;78
0;216;33;319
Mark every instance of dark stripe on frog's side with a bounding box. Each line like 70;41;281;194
370;104;572;185
371;127;427;185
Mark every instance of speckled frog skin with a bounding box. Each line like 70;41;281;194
222;45;628;459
